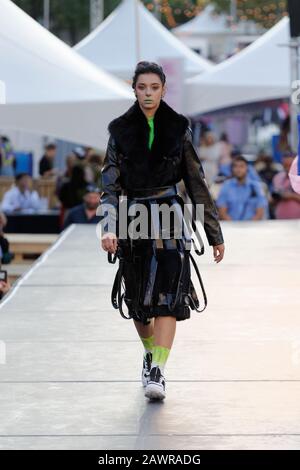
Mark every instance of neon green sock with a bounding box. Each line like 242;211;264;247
140;335;154;354
151;345;170;373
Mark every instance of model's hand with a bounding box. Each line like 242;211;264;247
101;232;118;254
213;244;225;263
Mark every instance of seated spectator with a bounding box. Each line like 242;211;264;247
0;136;15;177
55;153;77;196
0;172;42;213
58;163;88;210
72;146;86;161
0;212;14;264
216;156;268;221
218;151;262;183
58;162;89;228
271;151;300;219
85;153;103;187
62;184;101;229
288;155;300;194
199;131;220;186
255;152;281;192
0;212;12;300
39;143;57;177
0;278;11;300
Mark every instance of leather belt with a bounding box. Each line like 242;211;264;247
124;185;178;200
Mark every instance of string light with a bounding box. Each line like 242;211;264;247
144;1;287;28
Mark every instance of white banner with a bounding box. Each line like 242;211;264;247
158;57;184;113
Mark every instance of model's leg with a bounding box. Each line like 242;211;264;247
144;316;176;400
133;318;154;354
152;316;176;373
133;318;155;356
153;316;176;348
134;318;155;387
133;318;154;341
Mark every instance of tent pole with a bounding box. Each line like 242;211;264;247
154;0;161;22
90;0;104;31
134;0;141;63
230;0;237;27
43;0;50;29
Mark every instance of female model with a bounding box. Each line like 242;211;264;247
100;61;225;401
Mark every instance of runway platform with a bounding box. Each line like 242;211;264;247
0;220;300;450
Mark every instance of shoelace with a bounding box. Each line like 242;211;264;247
144;352;152;374
149;366;165;384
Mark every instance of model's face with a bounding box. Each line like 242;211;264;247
134;73;165;112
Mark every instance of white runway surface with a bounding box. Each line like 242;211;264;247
0;221;300;450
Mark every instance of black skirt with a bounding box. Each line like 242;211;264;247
110;192;205;325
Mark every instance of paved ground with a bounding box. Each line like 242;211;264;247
0;221;299;450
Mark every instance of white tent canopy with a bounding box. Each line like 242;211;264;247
0;0;134;150
184;17;290;115
173;4;261;36
173;5;228;35
0;80;5;104
74;0;212;79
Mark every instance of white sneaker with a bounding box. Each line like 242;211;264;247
144;366;166;400
141;351;152;387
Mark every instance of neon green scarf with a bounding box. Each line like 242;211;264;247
147;116;154;149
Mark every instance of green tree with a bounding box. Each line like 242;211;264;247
50;0;89;44
211;0;287;28
12;0;288;40
13;0;95;43
145;1;287;29
13;0;43;20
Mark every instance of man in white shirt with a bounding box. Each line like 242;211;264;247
0;172;42;213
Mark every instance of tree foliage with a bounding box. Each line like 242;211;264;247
12;0;287;42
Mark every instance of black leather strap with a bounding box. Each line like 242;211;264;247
188;252;207;313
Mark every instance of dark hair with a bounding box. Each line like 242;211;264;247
15;172;29;182
232;155;248;166
45;143;56;151
70;164;86;187
132;61;166;89
84;184;101;195
220;132;229;142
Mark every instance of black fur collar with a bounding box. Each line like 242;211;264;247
107;99;190;166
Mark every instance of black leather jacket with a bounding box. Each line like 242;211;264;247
100;127;224;246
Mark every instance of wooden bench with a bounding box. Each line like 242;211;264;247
0;176;14;201
34;178;60;209
5;264;30;283
6;233;58;263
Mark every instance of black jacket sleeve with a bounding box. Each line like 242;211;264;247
99;134;121;234
181;127;224;246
